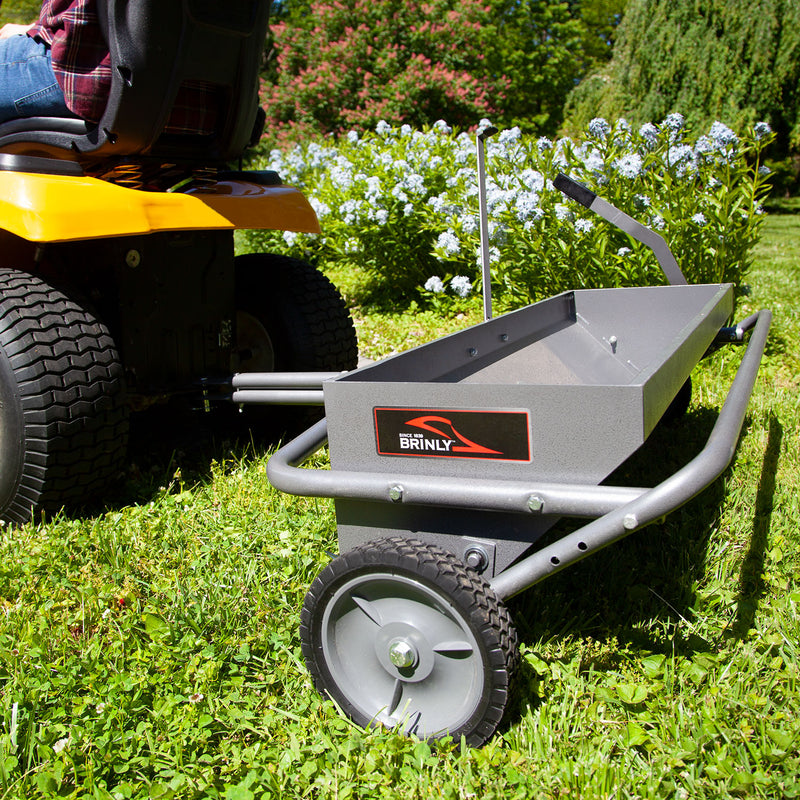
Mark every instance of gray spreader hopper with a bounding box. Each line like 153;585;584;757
247;173;771;747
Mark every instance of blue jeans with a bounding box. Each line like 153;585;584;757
0;34;73;123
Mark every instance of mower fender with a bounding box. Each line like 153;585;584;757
0;171;320;243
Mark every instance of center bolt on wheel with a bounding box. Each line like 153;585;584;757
388;639;418;669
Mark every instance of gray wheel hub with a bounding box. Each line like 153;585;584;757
319;572;484;737
375;621;433;681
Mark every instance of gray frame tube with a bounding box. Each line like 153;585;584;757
267;418;645;517
489;309;771;599
266;311;770;598
231;372;344;406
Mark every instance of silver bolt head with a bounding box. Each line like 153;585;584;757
388;485;403;502
388;640;417;669
464;547;488;572
528;495;544;512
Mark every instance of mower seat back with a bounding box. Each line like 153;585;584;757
0;0;269;171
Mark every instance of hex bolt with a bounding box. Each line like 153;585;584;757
388;485;404;502
464;546;489;573
468;347;478;357
527;495;544;512
388;639;417;669
125;249;141;268
623;513;639;530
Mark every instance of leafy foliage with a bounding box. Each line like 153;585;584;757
0;0;40;25
259;0;623;147
564;0;800;159
245;116;773;311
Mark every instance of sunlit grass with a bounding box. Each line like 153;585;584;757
1;213;798;798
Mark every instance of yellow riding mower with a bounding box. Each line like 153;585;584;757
0;1;357;524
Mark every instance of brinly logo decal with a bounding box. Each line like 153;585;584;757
374;408;531;461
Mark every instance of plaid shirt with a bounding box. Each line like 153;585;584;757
28;0;217;134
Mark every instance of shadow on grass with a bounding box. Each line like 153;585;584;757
731;412;782;639
93;401;316;513
503;403;760;723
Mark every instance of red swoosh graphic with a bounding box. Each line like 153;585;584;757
405;415;502;455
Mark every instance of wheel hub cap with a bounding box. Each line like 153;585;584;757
388;639;418;669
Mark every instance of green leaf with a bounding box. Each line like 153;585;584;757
143;613;170;640
615;683;648;705
621;721;650;747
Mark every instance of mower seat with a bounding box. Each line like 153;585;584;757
0;0;269;177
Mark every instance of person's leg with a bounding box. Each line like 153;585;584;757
0;34;73;123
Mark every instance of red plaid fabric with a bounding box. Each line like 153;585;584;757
28;0;218;134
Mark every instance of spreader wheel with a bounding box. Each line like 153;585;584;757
300;537;519;746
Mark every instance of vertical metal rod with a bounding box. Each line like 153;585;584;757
477;126;498;321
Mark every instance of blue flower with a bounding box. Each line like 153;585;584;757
709;121;738;149
666;144;697;176
555;204;573;222
436;231;461;256
691;213;707;225
583;149;605;174
516;191;541;220
663;113;685;132
424;276;445;293
613;153;643;179
754;121;772;140
639;123;659;148
588;118;611;140
375;120;392;136
450;276;472;298
498;127;522;146
574;218;594;234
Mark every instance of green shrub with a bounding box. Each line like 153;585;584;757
243;116;774;311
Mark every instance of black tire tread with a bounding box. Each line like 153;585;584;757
300;536;519;747
236;253;358;373
0;268;128;523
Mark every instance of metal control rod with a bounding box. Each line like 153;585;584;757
554;173;688;286
231;371;344;406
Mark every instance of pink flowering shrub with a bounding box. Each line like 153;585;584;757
261;0;506;144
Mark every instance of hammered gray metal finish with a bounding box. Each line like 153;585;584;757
324;284;733;489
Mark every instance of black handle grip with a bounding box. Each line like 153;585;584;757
554;173;597;208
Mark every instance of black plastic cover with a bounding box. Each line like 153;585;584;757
554;173;597;208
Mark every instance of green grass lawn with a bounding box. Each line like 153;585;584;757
1;212;798;799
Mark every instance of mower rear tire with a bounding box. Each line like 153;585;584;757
0;269;129;524
231;253;358;437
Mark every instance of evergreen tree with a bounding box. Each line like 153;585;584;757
565;0;800;156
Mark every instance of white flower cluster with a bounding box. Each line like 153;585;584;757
252;114;773;307
424;274;472;297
